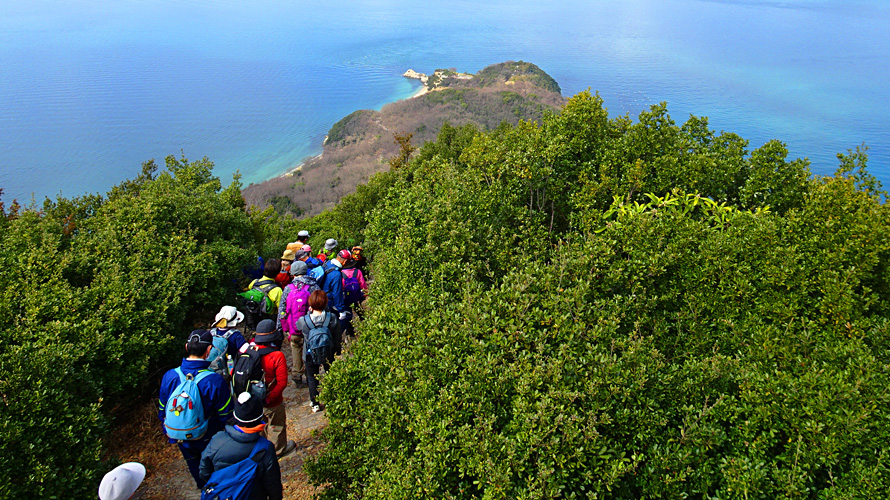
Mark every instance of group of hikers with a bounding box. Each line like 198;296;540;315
96;232;369;500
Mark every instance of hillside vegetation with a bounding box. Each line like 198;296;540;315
2;85;888;498
292;92;890;498
242;61;565;217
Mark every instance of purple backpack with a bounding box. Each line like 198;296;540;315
283;282;312;337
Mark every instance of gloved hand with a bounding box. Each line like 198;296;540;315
338;312;348;320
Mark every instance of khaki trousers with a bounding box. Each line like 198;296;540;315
290;335;305;376
262;403;287;455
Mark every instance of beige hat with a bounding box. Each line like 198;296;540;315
99;463;145;500
281;249;296;261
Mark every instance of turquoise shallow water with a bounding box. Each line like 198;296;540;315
1;0;888;202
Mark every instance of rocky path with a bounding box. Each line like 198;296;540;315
113;341;327;499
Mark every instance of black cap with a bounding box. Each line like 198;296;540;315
187;329;213;346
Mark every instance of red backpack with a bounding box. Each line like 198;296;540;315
282;282;312;338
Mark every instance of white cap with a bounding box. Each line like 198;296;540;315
215;305;244;327
298;230;310;237
99;463;145;500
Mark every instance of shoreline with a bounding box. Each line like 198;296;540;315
268;76;427;182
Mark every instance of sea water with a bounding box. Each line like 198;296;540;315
1;0;888;202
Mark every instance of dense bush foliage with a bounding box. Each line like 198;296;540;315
0;156;258;498
305;92;890;498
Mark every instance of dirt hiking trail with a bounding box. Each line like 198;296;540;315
108;341;328;499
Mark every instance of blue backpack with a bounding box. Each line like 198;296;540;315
305;313;332;365
207;330;234;377
202;437;269;500
164;368;215;441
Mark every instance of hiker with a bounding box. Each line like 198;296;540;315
199;390;283;500
318;238;337;262
99;462;145;500
297;291;343;412
278;260;319;385
242;259;283;331
209;306;248;378
349;245;367;273
250;320;296;457
285;230;310;253
315;249;351;343
341;252;369;321
275;250;295;288
158;330;233;488
294;248;322;275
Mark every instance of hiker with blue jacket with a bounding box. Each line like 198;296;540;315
199;390;283;500
158;330;234;488
297;290;343;413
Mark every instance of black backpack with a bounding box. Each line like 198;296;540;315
237;279;278;330
231;346;274;401
304;313;333;365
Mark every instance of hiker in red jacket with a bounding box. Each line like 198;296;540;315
250;320;296;458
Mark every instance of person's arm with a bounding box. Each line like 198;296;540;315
204;375;233;433
270;287;283;312
265;353;288;406
263;441;283;500
357;269;368;291
329;314;343;358
277;285;291;331
198;435;220;483
328;271;345;312
228;331;247;357
157;369;182;432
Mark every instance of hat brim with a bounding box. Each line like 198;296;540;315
119;463;146;484
254;332;281;343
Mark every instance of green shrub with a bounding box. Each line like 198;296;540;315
0;155;257;498
305;93;890;498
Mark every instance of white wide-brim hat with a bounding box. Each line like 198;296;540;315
99;462;146;500
215;305;244;327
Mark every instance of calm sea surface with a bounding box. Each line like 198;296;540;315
1;0;888;202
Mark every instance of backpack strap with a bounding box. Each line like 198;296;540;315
174;367;186;383
249;437;268;463
193;369;216;384
321;312;331;329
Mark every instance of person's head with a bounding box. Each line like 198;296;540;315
351;245;363;261
185;329;213;359
336;249;352;265
297;230;310;243
290;260;308;277
214;305;244;329
301;244;312;253
293;249;309;262
99;462;146;500
233;391;265;427
264;258;281;279
281;249;295;270
308;290;328;312
324;238;337;254
254;319;280;345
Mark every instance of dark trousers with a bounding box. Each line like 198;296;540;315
306;356;330;405
178;439;211;488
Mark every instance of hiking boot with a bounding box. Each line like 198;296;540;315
310;402;323;413
292;374;303;386
277;440;297;458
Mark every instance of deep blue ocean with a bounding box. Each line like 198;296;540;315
1;0;888;202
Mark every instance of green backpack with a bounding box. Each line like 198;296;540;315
237;278;278;330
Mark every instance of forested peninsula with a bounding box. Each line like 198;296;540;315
2;62;889;499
